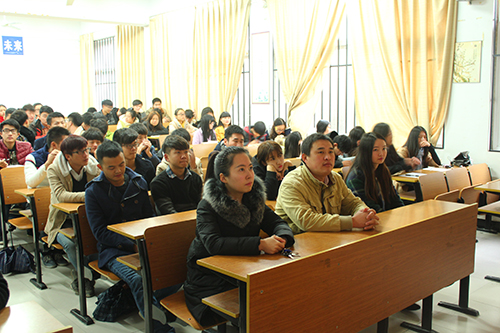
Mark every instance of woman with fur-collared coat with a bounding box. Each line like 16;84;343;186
184;147;295;327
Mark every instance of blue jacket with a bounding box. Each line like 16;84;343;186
85;167;155;268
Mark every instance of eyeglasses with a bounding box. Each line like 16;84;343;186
71;147;91;155
122;143;139;150
2;129;18;134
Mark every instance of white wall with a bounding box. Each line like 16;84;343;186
441;0;500;177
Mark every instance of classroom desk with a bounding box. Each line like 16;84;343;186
198;201;477;333
108;210;197;333
52;202;93;326
392;168;449;202
14;187;47;290
0;300;69;332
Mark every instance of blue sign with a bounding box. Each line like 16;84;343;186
2;36;23;55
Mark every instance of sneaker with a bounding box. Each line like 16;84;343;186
404;303;421;311
71;278;79;295
42;254;57;269
70;278;95;298
53;252;69;266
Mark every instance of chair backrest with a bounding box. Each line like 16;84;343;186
434;189;460;202
0;166;27;205
285;157;302;167
144;219;197;291
33;187;51;231
107;124;117;133
445;167;471;191
158;134;168;149
419;172;448;201
468;163;491;185
245;143;260;157
459;185;481;205
341;166;351;180
76;204;98;256
192;142;218;159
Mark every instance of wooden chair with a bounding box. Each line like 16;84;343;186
144;221;228;332
285;157;302;167
245;143;260;157
0;166;32;248
341;166;351;180
192;142;218;159
107;124;117;133
158;134;168;149
459;185;481;205
419;172;448;201
33;187;64;252
434;189;460;202
445;167;471;191
468;163;491;186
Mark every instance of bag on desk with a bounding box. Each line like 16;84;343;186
451;151;471;167
0;246;34;274
93;280;137;322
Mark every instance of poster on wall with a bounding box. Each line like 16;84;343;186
251;32;270;104
453;41;482;83
2;36;23;55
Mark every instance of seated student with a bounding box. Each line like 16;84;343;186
156;128;202;177
372;122;420;174
30;105;53;139
332;134;353;168
244;121;269;145
97;99;118;125
316;120;331;135
284;131;302;158
10;110;36;146
144;97;172;123
33;112;66;150
397;126;441;170
4;108;16;120
169;108;196;134
144;109;169;136
86;141;178;332
22;104;37;127
192;115;217;145
211;124;245;156
0;119;33;169
129;122;161;169
79;112;93;133
0;104;6;123
185;109;196;127
275;133;379;234
151;136;202;215
81;127;104;157
347;126;365;157
117;108;138;130
46;135;100;296
90;117;111;141
66;112;84;135
25;126;71;188
253;141;295;200
113;128;155;187
269;117;291;140
193;107;214;128
184;147;295;327
214;111;231;141
345;133;404;212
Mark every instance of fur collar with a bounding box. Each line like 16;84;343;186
203;176;266;229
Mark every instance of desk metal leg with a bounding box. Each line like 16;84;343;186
69;213;94;325
401;295;437;333
438;276;479;316
28;197;47;290
477;214;498;234
138;239;153;333
238;280;247;333
377;317;389;333
415;183;423;202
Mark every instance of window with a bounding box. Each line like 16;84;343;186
93;37;117;107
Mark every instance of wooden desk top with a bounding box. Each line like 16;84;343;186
14;188;36;198
0;301;67;332
392;167;449;183
475;181;500;193
198;200;473;282
51;202;82;214
108;210;197;240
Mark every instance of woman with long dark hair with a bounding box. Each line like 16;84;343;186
284;131;302;158
184;147;294;326
270;117;291;140
346;132;403;212
214;111;231;141
192;115;217;144
144;110;169;136
398;126;441;169
372;122;419;174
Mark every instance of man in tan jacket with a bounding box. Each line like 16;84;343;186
276;133;379;234
46;135;100;296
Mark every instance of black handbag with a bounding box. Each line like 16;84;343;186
0;246;34;274
93;280;137;322
451;151;471;167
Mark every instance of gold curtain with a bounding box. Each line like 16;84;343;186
116;25;146;109
193;0;251;119
79;33;95;112
350;0;457;146
267;0;346;136
150;0;250;120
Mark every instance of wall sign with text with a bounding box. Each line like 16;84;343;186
2;36;24;55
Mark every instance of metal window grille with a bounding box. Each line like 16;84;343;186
93;37;117;107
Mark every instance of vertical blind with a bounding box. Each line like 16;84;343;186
94;37;117;106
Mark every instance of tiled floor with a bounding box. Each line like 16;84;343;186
3;228;500;333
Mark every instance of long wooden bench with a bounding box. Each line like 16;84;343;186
144;220;228;332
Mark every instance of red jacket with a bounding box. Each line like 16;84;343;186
0;140;33;165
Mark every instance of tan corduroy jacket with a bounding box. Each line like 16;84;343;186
275;164;367;234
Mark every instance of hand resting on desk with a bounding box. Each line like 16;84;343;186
259;235;286;254
352;207;380;230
